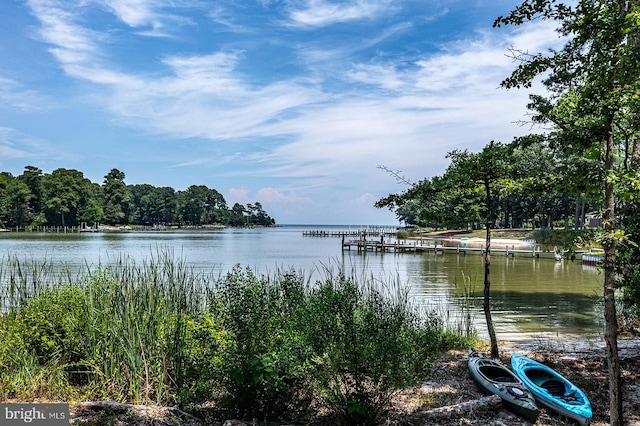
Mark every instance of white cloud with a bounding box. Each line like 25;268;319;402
104;0;155;27
287;0;395;28
350;193;379;206
257;187;313;204
101;0;196;37
208;6;251;33
27;0;99;66
246;21;559;186
226;187;251;206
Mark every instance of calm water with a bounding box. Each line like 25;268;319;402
0;225;604;338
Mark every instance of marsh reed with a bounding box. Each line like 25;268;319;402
0;250;476;424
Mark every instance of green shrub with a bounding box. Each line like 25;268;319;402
0;285;85;400
0;254;473;425
304;271;445;426
211;266;316;421
13;285;86;365
396;230;416;239
177;314;229;403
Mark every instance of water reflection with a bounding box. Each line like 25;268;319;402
409;253;603;335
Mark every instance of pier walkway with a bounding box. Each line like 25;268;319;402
341;237;547;257
340;237;605;263
303;229;396;238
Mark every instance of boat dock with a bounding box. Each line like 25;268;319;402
341;237;606;263
303;228;396;237
341;237;547;257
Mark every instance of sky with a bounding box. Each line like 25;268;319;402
0;0;563;225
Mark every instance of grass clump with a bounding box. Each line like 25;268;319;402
0;252;474;425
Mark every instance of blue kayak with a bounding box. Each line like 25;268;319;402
511;353;592;426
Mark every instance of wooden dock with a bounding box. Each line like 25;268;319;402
303;229;396;237
341;238;606;263
341;237;548;257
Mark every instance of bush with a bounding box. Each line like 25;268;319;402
0;255;473;424
178;314;230;404
531;228;595;254
304;271;442;425
211;266;316;421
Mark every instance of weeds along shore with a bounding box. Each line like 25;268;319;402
0;251;475;425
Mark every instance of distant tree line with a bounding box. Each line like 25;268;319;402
0;166;275;228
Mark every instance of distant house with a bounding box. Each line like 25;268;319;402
586;212;602;228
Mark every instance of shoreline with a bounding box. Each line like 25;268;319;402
497;333;640;357
63;334;640;425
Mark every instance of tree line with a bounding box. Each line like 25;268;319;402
377;141;601;231
377;1;640;424
0;166;276;228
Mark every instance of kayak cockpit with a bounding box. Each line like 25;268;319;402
479;365;518;383
526;370;567;396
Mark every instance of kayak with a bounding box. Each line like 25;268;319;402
511;352;592;426
467;349;539;422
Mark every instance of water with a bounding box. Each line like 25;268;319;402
0;225;604;338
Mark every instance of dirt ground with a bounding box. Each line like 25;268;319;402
69;336;640;426
388;337;640;426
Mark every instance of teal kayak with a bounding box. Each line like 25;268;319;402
467;349;539;422
511;353;592;426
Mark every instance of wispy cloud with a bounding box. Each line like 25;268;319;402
286;0;395;28
0;77;50;111
208;5;251;33
0;127;60;165
27;0;99;66
101;0;195;37
104;0;156;27
16;0;565;223
105;53;321;139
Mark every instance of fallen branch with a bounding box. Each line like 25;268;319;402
417;394;502;421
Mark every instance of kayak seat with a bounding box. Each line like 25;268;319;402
539;379;565;396
480;366;517;383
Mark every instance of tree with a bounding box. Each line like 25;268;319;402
178;185;215;225
375;175;482;229
41;168;94;226
18;166;44;220
495;1;640;422
79;183;105;225
103;169;131;225
0;166;276;228
230;203;247;227
4;179;34;227
245;202;275;226
377;142;512;358
155;187;178;224
445;142;512;358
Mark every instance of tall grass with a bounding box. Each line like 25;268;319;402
0;251;475;424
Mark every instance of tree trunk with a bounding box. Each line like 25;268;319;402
632;137;640;166
604;124;622;425
484;181;498;358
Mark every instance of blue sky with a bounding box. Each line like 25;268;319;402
1;0;561;225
